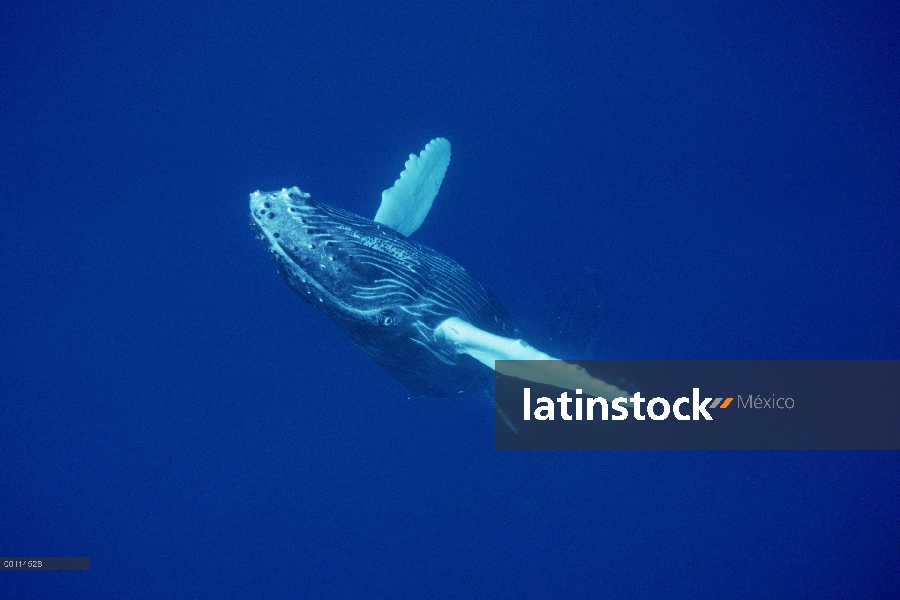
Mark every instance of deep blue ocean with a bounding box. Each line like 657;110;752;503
2;1;898;598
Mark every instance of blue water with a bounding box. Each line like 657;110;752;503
2;1;898;597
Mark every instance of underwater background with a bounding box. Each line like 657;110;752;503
2;1;898;598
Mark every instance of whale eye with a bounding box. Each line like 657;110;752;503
380;311;396;326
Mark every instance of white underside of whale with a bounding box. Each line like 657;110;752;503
375;138;630;399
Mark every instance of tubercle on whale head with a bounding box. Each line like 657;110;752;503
249;187;311;244
250;186;326;289
249;187;371;316
251;188;313;267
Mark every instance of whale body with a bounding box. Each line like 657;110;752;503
250;185;514;397
251;138;630;401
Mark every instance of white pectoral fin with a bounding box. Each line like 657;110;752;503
375;137;451;236
435;317;632;399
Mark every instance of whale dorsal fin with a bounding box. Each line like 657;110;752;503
435;317;633;399
375;137;451;236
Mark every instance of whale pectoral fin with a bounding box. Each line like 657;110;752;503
435;317;632;399
375;137;451;236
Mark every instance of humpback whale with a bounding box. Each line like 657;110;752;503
250;138;628;400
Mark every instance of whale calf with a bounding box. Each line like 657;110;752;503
250;138;628;400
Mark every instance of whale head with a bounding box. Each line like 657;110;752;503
250;187;371;312
250;187;431;321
